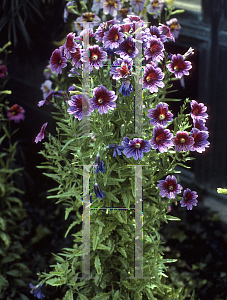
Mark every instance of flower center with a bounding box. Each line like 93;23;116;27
170;23;179;31
174;66;178;71
159;114;165;120
168;185;174;191
156;137;160;142
92;54;98;61
152;0;159;8
135;143;141;148
180;138;185;144
98;98;103;104
83;13;94;22
107;0;116;5
128;49;133;53
146;74;153;82
10;105;21;116
114;35;119;41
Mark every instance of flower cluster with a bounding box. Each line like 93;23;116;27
36;14;209;206
158;175;198;210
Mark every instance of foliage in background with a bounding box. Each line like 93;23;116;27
0;42;32;300
0;0;64;48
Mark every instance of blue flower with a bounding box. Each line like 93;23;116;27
119;81;133;96
93;152;105;174
106;144;125;157
94;181;105;199
121;137;151;160
29;283;45;299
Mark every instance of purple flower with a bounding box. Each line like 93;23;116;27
166;18;181;40
50;49;67;75
158;24;175;41
103;25;124;50
110;57;133;80
94;181;105;199
7;104;25;123
119;81;133;96
115;7;132;22
180;188;198;210
71;43;83;69
130;0;145;13
94;20;120;43
157;175;183;199
75;13;101;35
67;94;94;120
143;62;165;93
81;45;107;72
147;102;173;126
190;100;208;120
102;0;123;17
193;118;208;131
63;1;74;22
121;137;151;160
167;54;192;78
150;125;173;152
115;36;139;59
90;85;117;114
63;32;77;59
40;80;52;99
29;283;45;299
148;26;167;43
144;37;164;63
0;61;7;78
91;0;102;14
147;0;165;19
93;151;105;174
35;123;48;143
172;131;194;152
38;90;55;107
190;128;210;153
106;144;125;157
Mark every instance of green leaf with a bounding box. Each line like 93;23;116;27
117;247;127;258
78;294;89;300
113;290;120;300
63;289;74;300
166;215;181;221
65;207;73;220
0;232;11;248
6;269;22;277
171;9;185;15
46;277;66;286
95;255;102;274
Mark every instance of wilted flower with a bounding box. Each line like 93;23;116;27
106;144;125;157
119;81;133;96
157;175;183;199
180;188;198;210
122;137;151;160
94;181;105;199
29;283;45;299
93;151;105;174
7;104;25;123
35;123;48;143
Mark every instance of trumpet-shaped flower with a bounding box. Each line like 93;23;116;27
90;85;117;114
68;94;94;120
115;36;138;59
150;125;173;152
167;54;192;78
106;144;125;157
81;45;107;72
50;49;67;75
147;102;173;126
180;188;198;210
7;104;25;123
122;137;151;160
172;131;194;152
143;62;165;93
190;100;208;120
144;37;165;63
110;57;133;80
119;81;133;96
103;25;124;49
157;175;183;199
29;283;45;299
190;128;210;153
35;123;48;143
94;181;105;199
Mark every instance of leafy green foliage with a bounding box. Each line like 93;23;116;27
0;42;32;300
